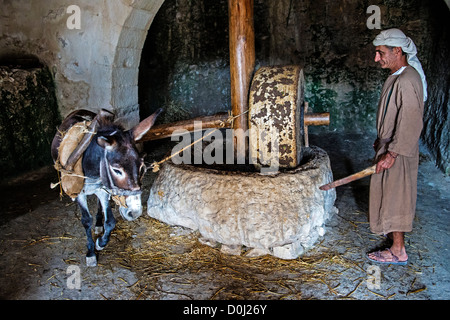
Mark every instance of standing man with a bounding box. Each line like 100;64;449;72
368;28;427;265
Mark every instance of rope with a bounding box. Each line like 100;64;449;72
51;161;90;199
150;110;249;173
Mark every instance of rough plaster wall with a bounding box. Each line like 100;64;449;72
0;0;164;129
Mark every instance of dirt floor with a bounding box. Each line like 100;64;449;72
0;132;449;300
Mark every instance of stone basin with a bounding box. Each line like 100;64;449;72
147;146;337;259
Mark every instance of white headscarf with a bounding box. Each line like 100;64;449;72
373;28;427;101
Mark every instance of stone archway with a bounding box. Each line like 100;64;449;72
111;0;165;129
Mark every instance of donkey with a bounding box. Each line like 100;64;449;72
51;108;162;266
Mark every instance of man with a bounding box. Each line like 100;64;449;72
367;28;426;265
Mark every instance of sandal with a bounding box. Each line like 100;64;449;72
367;248;408;266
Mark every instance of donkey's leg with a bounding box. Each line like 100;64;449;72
94;198;104;235
76;194;97;267
95;190;116;251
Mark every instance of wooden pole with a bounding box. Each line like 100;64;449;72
304;112;330;126
228;0;255;159
64;109;114;171
319;165;376;191
304;102;310;147
137;113;229;142
139;111;331;142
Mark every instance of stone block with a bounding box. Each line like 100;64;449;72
114;47;142;68
111;85;138;110
113;67;139;87
130;0;165;13
117;26;148;50
124;9;154;31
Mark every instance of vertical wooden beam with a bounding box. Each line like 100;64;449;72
228;0;255;159
304;102;309;148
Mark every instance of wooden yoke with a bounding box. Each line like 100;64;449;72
228;0;255;159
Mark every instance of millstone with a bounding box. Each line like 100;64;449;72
248;65;305;169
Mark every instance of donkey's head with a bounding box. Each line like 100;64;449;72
95;109;162;221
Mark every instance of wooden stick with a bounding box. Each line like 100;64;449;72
228;0;255;158
319;165;376;191
63;109;114;171
304;112;330;126
64;116;100;172
304;102;309;147
139;113;229;142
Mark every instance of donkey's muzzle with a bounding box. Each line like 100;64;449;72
119;194;143;221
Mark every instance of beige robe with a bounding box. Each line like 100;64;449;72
369;66;424;235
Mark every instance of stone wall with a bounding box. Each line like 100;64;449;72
139;0;449;173
421;1;450;175
0;0;448;174
0;66;60;178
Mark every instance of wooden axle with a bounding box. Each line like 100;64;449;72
305;112;331;126
138;110;330;142
303;102;330;147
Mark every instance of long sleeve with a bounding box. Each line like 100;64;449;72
388;78;424;157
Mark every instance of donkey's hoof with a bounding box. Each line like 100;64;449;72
86;255;97;267
95;238;105;251
94;226;104;235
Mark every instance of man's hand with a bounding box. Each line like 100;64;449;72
376;151;398;174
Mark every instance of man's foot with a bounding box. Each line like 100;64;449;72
367;248;408;265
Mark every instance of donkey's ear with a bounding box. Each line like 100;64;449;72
132;108;163;142
97;135;117;151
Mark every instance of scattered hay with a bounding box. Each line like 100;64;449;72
110;216;365;300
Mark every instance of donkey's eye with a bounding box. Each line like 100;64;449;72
110;165;124;177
